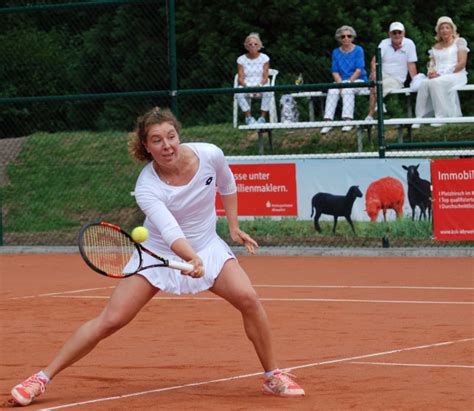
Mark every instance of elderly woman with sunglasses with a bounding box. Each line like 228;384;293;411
414;16;469;127
321;25;368;134
235;32;273;125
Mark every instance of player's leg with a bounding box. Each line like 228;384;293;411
46;275;158;377
210;259;276;371
11;275;158;406
210;259;304;397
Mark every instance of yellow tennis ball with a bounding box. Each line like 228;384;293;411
131;226;149;243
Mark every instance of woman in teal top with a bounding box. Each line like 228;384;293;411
321;25;368;134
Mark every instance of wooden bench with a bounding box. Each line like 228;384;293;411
238;116;474;154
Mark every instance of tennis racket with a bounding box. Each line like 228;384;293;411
78;221;193;278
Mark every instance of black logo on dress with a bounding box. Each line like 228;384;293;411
205;177;213;185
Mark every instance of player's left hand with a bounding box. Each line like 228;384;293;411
182;256;204;278
230;229;259;255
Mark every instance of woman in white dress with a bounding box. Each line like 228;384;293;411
414;16;469;127
10;107;305;407
236;33;273;125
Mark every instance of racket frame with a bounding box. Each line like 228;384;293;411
78;221;193;278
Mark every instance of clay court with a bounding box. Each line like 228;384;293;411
1;254;473;410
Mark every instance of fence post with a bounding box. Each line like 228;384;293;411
0;191;3;246
167;0;178;116
375;47;385;158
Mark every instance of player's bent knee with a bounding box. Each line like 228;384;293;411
235;290;260;313
96;313;132;337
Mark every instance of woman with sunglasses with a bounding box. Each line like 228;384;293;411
235;33;273;125
321;25;368;134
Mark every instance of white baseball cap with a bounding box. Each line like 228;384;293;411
389;22;405;32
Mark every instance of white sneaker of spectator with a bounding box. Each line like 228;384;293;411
430;123;445;127
257;117;266;124
342;125;353;132
321;126;332;134
411;121;421;129
365;115;374;121
245;116;257;125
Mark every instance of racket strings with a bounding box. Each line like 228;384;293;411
82;225;137;277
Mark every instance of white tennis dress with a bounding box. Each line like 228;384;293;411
132;142;237;294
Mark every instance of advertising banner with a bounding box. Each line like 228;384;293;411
222;156;431;222
216;163;297;216
431;158;474;241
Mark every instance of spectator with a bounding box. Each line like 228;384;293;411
321;25;368;134
366;22;418;120
414;16;469;127
235;33;272;125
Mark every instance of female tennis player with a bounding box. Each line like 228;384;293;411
11;107;304;406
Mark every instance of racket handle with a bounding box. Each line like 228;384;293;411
168;260;194;272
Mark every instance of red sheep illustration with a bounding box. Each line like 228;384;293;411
365;177;405;222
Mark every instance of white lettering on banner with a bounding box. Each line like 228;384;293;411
265;201;293;212
438;169;474;180
439;191;465;196
233;172;271;181
236;183;288;193
248;172;270;180
440;229;474;234
440;204;474;209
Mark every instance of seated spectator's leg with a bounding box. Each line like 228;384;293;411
382;76;402;96
415;80;434;118
429;73;467;118
260;91;272;119
367;87;377;118
379;75;403;112
236;92;252;117
341;87;356;120
324;88;340;120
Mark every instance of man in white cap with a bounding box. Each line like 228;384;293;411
366;22;418;120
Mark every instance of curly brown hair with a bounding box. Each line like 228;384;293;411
128;107;182;162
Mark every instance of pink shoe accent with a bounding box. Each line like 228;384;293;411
262;371;305;397
11;373;48;406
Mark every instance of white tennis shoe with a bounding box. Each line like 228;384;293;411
262;371;305;397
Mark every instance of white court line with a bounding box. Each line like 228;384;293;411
6;286;115;300
38;337;474;411
6;284;473;301
51;295;474;305
350;361;474;369
254;285;474;290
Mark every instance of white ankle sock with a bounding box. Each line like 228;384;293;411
264;369;280;379
37;370;50;384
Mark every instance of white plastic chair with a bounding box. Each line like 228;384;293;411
233;68;279;128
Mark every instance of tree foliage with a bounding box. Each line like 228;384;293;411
1;0;473;136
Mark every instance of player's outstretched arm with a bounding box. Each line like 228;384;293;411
170;238;204;278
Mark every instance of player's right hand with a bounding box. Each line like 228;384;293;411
183;256;204;278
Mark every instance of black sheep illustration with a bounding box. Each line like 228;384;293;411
402;164;432;221
310;186;363;234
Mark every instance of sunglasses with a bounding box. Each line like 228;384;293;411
340;34;352;39
391;30;403;35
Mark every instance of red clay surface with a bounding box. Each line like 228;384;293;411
1;254;473;410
